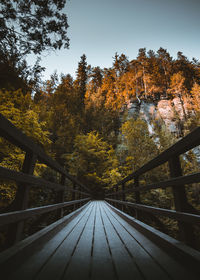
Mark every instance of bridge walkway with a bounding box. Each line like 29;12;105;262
4;200;198;280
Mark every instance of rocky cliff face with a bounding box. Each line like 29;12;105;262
128;97;191;135
127;97;200;162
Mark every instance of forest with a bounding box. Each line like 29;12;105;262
0;1;200;250
1;48;200;206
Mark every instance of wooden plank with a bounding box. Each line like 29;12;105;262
34;202;95;280
5;203;92;280
106;202;200;278
62;201;97;280
90;201;116;280
0;202;91;276
99;202;144;280
102;202;171;280
105;202;199;280
2;200;200;280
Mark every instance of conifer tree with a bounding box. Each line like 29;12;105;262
74;54;88;102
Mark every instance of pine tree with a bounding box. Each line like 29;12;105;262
74;54;88;103
157;47;172;95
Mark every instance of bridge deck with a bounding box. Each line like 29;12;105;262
4;201;199;280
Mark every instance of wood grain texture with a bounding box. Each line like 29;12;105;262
1;201;199;280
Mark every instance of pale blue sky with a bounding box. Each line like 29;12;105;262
31;0;200;80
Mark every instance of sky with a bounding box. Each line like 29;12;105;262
32;0;200;81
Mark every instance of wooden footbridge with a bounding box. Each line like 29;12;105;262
0;113;200;280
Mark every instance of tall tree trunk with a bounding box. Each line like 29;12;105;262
142;66;147;98
178;93;187;120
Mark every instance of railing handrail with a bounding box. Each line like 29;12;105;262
0;198;90;226
106;126;200;247
0;113;91;245
0;113;89;192
112;127;200;188
107;172;200;196
0;166;89;195
106;198;200;225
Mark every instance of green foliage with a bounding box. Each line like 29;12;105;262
74;54;88;103
66;132;120;194
0;0;69;55
1;47;200;246
0;89;51;205
120;118;158;171
0;0;69;93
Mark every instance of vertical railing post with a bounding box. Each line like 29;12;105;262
72;183;76;210
11;151;37;244
56;174;65;219
111;190;115;206
122;183;125;201
121;183;125;211
168;156;195;246
79;186;82;207
115;186;118;208
134;176;141;219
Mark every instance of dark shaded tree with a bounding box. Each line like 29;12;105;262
0;0;69;55
0;0;69;92
113;53;129;77
74;54;88;101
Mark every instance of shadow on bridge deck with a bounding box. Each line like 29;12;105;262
1;200;199;280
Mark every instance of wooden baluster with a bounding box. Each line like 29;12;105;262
122;183;125;201
134;176;141;219
72;183;76;210
110;190;115;206
11;152;37;244
169;156;195;247
56;174;65;219
116;186;118;200
121;183;125;212
79;186;82;207
115;186;118;208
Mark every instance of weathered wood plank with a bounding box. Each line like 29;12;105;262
6;204;92;280
99;202;144;280
106;202;200;279
62;201;97;280
1;201;200;280
90;202;116;280
34;202;94;280
0;202;91;278
102;203;171;280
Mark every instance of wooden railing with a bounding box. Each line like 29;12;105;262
106;127;200;247
0;113;91;246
